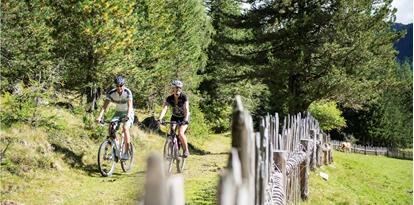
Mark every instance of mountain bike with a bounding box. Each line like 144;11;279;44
161;121;186;174
97;118;134;177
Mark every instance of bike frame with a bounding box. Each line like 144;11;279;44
162;121;186;174
98;117;134;176
108;120;125;160
165;121;185;155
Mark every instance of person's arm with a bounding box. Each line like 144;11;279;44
158;102;169;121
184;100;190;122
96;99;110;122
127;98;133;119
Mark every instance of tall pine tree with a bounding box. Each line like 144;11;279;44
209;0;402;114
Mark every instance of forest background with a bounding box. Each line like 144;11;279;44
1;0;412;149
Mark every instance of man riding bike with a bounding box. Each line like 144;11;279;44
96;76;134;160
158;80;190;158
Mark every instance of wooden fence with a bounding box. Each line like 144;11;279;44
140;153;185;205
217;96;332;205
140;95;333;205
331;140;413;160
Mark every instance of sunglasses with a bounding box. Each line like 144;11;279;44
116;84;124;87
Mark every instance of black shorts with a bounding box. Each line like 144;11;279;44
170;115;189;125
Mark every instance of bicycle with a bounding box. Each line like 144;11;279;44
161;121;187;174
97;118;134;177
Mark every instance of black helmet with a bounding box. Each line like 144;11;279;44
114;76;125;85
171;80;183;88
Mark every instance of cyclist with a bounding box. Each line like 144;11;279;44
96;76;134;160
158;80;190;158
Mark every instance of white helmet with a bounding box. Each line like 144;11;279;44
171;80;183;88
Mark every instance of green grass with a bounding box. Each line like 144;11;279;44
303;150;413;205
184;134;231;205
2;102;410;205
0;125;164;205
0;103;232;205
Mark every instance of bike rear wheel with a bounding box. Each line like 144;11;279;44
98;140;116;177
121;142;134;172
163;138;174;174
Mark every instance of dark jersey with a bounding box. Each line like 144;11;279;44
165;93;188;117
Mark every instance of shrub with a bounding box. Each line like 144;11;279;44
186;104;210;139
308;100;346;132
0;82;62;130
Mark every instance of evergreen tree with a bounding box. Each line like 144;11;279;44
131;0;212;110
200;0;270;132
48;0;138;110
210;0;402;114
1;0;56;89
339;61;412;148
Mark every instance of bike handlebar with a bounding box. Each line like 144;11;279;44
98;117;128;125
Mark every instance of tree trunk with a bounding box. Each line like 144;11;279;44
86;86;101;112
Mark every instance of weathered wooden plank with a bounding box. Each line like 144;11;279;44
143;153;167;205
255;132;261;205
219;149;242;205
274;150;287;205
310;129;317;171
231;95;255;205
218;169;237;205
300;139;311;200
166;176;185;205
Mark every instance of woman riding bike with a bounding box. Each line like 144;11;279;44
158;80;190;158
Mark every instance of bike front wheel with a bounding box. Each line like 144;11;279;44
163;138;174;174
121;142;134;172
176;149;186;173
98;140;116;177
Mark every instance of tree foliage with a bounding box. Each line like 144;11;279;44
206;0;402;114
1;0;56;88
1;0;411;147
308;101;346;132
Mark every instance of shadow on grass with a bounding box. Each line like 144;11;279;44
51;143;98;175
188;143;211;155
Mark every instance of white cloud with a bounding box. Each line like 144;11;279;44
392;0;413;24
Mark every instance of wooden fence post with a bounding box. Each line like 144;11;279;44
167;176;185;205
143;153;167;205
300;139;310;200
323;149;328;165
316;134;323;167
274;150;287;204
310;129;316;171
329;145;333;164
218;149;242;205
255;132;261;205
231;96;255;205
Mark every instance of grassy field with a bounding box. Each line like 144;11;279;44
1;125;164;205
184;133;231;204
0;104;231;205
303;150;413;205
1;104;412;205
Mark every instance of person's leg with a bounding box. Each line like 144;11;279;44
122;125;130;152
111;113;122;143
178;124;189;156
170;124;177;136
122;113;134;159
